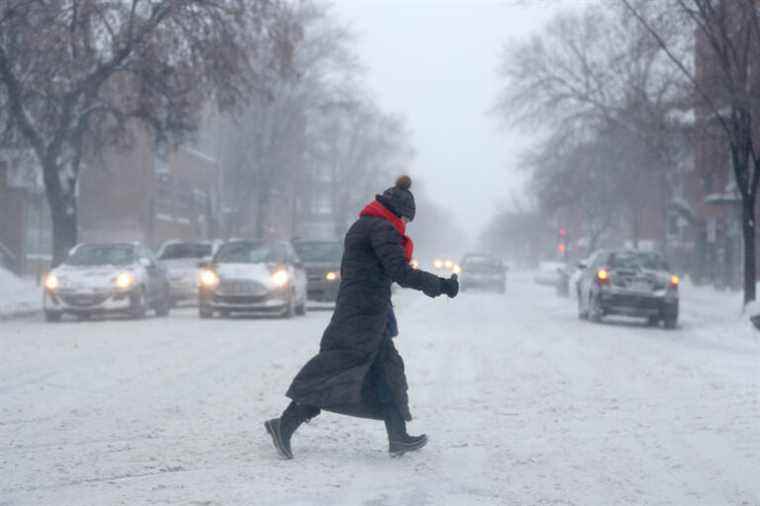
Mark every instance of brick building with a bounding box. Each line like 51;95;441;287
0;126;220;276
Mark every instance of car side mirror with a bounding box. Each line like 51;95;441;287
577;262;587;270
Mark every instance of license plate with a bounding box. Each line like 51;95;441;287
630;281;650;292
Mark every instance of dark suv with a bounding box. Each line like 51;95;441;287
576;250;679;328
293;240;343;305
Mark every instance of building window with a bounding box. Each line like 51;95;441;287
703;173;713;194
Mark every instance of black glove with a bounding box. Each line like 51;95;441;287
440;274;459;299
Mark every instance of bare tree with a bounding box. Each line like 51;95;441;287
0;0;287;265
217;1;416;240
494;2;690;251
621;0;760;304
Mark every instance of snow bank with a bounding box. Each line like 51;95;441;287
0;267;41;318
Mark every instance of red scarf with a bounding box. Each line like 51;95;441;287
360;200;414;262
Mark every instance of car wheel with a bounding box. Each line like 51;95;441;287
283;294;295;319
130;288;147;319
588;293;603;323
44;310;62;323
577;291;588;320
647;315;660;327
664;316;678;329
199;306;214;319
155;297;170;317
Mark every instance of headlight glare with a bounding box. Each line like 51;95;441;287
115;272;135;289
198;269;220;288
325;271;338;281
272;269;289;287
44;273;59;291
433;259;444;269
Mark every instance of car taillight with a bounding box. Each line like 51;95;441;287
670;275;680;288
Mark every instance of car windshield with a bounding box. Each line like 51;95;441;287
214;242;282;264
66;245;135;266
293;242;342;263
159;242;212;260
609;252;669;271
463;256;502;270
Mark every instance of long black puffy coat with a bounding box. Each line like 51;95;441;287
286;214;443;421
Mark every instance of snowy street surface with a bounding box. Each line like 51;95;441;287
1;272;758;505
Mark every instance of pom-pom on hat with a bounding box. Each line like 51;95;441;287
377;175;416;222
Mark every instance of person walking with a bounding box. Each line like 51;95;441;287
265;175;459;459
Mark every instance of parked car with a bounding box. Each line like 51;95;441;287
157;240;219;306
197;240;307;318
459;253;507;293
43;242;171;321
533;260;567;287
293;240;343;304
576;249;679;328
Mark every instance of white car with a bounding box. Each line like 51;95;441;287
157;240;220;306
43;242;171;321
197;240;308;318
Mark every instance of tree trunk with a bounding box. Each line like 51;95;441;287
45;185;78;267
41;159;78;267
741;195;756;305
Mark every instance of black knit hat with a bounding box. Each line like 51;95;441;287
377;175;415;222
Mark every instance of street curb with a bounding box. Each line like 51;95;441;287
0;307;41;321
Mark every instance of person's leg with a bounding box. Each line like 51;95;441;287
374;340;428;456
265;401;320;459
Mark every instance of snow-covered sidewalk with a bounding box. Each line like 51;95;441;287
1;272;758;505
0;268;41;319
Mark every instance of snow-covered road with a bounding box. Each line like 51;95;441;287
1;273;758;506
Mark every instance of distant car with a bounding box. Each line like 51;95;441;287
43;242;171;322
533;261;566;286
576;249;679;328
157;240;219;306
431;257;462;277
197;240;307;318
459;253;506;293
293;240;343;304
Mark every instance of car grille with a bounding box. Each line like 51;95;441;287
214;294;270;305
218;279;267;296
59;293;111;307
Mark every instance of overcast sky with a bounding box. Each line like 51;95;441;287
330;0;583;246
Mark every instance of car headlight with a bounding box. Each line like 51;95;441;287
325;271;339;281
452;264;462;275
44;273;59;291
410;259;419;270
198;269;220;289
272;269;289;287
433;259;444;269
444;260;454;269
115;272;136;289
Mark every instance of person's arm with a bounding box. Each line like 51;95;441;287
369;220;444;298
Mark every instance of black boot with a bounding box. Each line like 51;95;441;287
265;402;320;459
382;404;428;457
